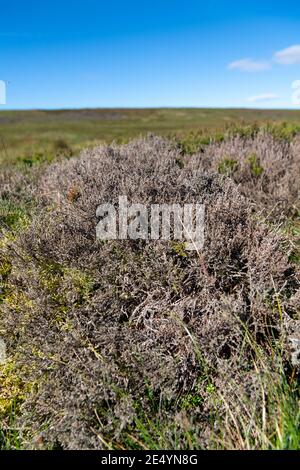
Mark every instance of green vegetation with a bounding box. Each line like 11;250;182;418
218;158;238;175
0;199;30;231
1;108;300;166
248;153;264;177
0;110;299;450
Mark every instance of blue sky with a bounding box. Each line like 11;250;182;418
1;0;300;109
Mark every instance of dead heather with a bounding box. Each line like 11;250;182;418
0;131;299;450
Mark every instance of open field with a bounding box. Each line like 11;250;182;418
1;108;300;166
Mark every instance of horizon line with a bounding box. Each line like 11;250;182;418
1;106;300;112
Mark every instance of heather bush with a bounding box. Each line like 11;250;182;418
194;131;300;220
0;167;39;232
0;135;299;449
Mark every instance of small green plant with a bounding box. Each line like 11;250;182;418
218;158;238;175
248;153;264;177
175;130;225;155
171;242;188;258
0;199;29;231
264;121;300;141
17;153;44;167
227;122;260;139
0;255;12;303
39;261;95;313
179;389;203;410
0;402;23;450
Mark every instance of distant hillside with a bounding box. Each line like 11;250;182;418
1;107;300;166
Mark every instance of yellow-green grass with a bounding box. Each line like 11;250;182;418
1;108;300;166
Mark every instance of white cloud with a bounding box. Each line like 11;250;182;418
247;93;279;103
274;45;300;65
228;58;270;72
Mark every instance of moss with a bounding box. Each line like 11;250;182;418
0;254;12;303
39;261;64;293
1;289;34;315
64;267;95;301
0;199;31;231
0;361;34;417
0;258;11;280
39;261;96;319
0;360;41;449
171;242;188;258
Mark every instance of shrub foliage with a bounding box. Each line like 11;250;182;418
0;133;299;449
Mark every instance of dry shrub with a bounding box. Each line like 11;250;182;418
0;169;33;204
195;131;300;220
0;135;299;449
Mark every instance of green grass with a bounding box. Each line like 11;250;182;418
98;324;300;450
218;158;238;175
0;400;22;450
1;108;300;165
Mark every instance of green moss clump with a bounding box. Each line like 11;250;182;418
39;261;95;317
0;361;33;417
0;199;30;231
171;242;188;258
0;256;12;304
